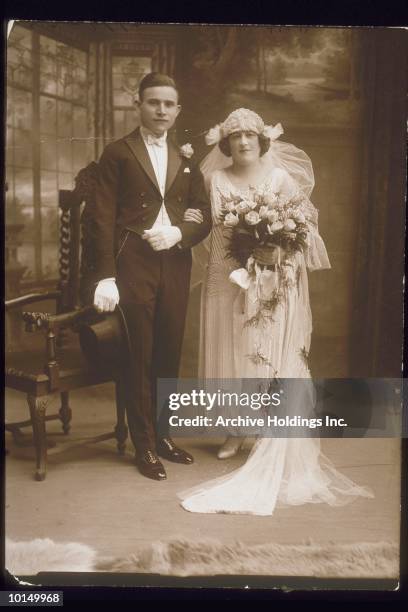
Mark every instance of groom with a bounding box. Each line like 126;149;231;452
93;72;211;480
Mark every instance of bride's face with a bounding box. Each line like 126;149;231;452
229;130;261;166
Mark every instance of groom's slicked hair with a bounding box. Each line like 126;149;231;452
138;72;179;101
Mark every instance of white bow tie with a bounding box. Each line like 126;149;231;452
146;134;166;147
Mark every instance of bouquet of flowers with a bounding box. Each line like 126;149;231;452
220;185;310;268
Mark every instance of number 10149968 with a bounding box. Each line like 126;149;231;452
1;591;63;606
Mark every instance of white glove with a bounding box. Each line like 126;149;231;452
94;278;120;313
142;226;182;251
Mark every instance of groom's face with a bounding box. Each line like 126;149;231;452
138;86;181;136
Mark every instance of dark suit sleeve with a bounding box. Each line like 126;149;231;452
93;143;120;280
175;163;212;250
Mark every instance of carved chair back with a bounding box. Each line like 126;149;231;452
58;161;100;313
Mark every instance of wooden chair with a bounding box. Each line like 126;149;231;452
5;163;128;481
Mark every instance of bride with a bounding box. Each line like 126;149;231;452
178;108;373;516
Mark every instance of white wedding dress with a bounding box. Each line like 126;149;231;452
180;167;374;516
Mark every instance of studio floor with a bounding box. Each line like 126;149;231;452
5;384;400;563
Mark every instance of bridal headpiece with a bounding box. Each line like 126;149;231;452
200;107;315;199
205;108;284;145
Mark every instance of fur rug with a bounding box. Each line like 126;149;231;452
5;537;398;578
5;538;96;575
97;538;399;578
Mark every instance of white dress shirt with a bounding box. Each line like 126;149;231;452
140;126;172;228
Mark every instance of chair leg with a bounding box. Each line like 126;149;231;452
27;394;50;481
115;382;128;455
59;391;72;434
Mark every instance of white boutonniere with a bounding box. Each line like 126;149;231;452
180;143;194;158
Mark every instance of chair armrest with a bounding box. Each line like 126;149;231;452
49;305;97;330
5;291;61;312
19;305;97;391
22;305;96;333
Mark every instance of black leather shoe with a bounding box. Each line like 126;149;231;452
157;437;194;464
136;450;167;481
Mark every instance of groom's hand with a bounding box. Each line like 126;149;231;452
143;226;182;251
94;278;120;312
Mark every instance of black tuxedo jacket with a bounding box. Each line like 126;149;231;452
93;127;212;280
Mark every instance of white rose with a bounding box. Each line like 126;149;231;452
180;143;194;158
258;205;269;219
293;211;305;223
284;219;296;231
266;209;279;223
269;221;284;232
240;198;257;210
236;201;251;214
245;211;261;225
224;212;239;227
263;192;278;206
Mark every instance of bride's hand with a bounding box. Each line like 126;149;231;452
184;208;203;224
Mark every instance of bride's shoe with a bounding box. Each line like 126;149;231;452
217;437;245;460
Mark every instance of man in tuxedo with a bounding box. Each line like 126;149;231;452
93;73;211;481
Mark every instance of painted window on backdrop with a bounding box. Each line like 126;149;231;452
6;24;89;282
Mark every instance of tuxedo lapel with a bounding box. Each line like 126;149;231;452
124;128;161;195
165;137;182;195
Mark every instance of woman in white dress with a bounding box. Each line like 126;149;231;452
180;108;373;516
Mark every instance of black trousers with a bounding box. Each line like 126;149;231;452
116;231;192;453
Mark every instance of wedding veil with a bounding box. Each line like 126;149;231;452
199;122;315;199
